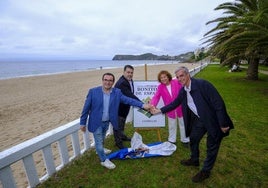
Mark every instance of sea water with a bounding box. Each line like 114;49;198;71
0;60;177;80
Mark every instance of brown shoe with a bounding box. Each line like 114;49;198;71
180;158;199;166
192;170;210;183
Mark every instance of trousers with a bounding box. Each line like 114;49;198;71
167;117;189;143
93;121;109;162
113;116;128;145
189;110;222;172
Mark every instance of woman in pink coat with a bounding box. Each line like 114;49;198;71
150;70;189;145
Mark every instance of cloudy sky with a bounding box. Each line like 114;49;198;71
0;0;227;60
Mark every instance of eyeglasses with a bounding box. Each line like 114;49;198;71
103;79;114;82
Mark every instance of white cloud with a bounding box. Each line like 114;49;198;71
0;0;228;60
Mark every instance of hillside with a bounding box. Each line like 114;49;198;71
112;52;194;61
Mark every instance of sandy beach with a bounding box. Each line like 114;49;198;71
0;62;200;152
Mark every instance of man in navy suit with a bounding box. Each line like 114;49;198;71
151;66;234;182
80;73;151;169
114;65;141;149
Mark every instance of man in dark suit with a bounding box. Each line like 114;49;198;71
151;66;234;183
114;65;141;149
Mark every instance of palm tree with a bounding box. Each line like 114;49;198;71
203;0;268;80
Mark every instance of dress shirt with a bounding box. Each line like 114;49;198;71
184;84;199;117
102;90;111;121
129;80;134;93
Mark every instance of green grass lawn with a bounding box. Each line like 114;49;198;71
38;65;268;188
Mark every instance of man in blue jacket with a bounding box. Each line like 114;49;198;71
80;72;151;169
151;66;234;182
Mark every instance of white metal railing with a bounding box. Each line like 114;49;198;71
0;119;92;188
189;62;208;76
0;62;208;188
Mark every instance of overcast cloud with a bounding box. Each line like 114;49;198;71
0;0;227;60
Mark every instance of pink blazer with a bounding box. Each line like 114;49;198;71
150;79;183;118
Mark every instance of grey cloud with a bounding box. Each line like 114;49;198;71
0;0;227;60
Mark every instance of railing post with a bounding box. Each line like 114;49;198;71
23;155;40;187
0;166;16;188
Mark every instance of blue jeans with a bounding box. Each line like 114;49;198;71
93;121;109;162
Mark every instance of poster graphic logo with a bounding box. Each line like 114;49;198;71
137;97;153;118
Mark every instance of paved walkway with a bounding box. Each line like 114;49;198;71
259;69;268;75
240;65;268;75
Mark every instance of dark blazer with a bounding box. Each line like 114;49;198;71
80;86;143;132
161;78;234;140
115;75;140;118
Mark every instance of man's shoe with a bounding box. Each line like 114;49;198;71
122;137;131;141
182;142;189;148
100;159;116;169
192;170;210;183
180;158;199;166
116;143;125;149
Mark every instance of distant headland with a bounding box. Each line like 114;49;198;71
112;52;194;61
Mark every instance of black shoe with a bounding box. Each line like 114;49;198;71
182;142;189;148
122;137;131;141
180;158;199;166
116;143;125;149
192;170;210;183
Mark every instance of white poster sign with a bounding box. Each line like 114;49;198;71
133;81;165;128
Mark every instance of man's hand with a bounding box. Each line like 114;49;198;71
150;106;161;115
143;103;153;111
80;125;86;132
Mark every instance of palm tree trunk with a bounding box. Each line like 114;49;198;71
246;57;259;80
